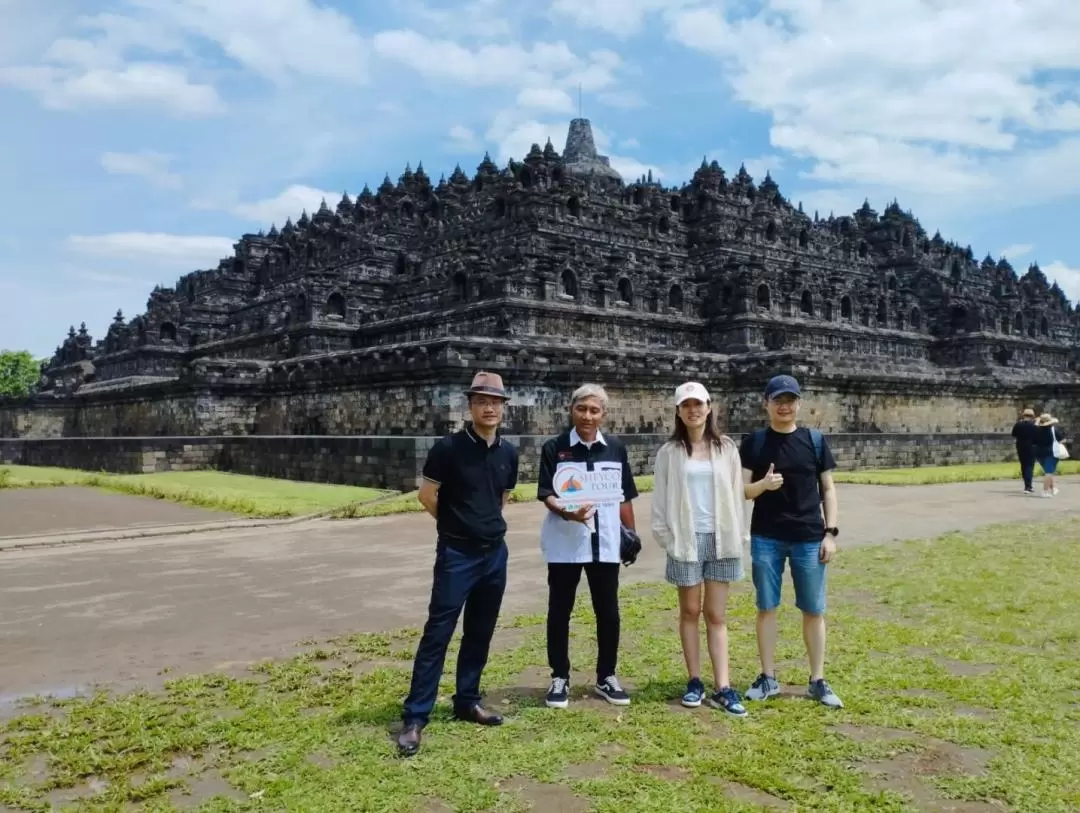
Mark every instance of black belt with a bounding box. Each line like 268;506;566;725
439;535;505;554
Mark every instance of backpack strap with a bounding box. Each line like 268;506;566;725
748;428;768;471
808;428;824;472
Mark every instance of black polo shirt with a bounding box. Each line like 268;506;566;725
536;429;638;562
422;425;519;550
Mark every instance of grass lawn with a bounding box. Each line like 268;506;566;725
0;466;390;519
832;459;1080;485
2;519;1078;812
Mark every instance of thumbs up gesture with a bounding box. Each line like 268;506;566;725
762;463;784;491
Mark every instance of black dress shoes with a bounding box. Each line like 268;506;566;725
452;703;504;726
396;723;423;757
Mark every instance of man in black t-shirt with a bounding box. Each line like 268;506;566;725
396;371;520;757
739;375;843;709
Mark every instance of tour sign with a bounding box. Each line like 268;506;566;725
552;463;624;507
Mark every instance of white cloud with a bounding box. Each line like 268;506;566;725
398;0;515;39
101;151;182;189
517;86;575;114
1;0;369;116
998;243;1034;261
231;184;338;226
447;124;481;153
550;0;693;37
0;62;223;116
742;154;785;182
373;30;619;91
1044;261;1080;302
64;233;235;266
140;0;369;84
664;0;1080;208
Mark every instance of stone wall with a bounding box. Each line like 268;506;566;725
0;431;1022;492
4;339;1078;443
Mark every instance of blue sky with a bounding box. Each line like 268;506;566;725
2;0;1079;359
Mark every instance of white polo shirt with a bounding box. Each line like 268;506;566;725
535;428;638;564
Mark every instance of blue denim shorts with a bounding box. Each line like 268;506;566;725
1040;456;1059;475
750;535;827;615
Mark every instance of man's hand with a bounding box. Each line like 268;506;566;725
819;536;836;563
565;504;596;524
760;463;784;491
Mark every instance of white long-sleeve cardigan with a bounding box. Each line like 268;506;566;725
650;436;750;562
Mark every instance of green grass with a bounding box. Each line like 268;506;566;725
2;458;1075;524
330;476;659;519
833;459;1080;485
0;466;390;519
2;519;1078;812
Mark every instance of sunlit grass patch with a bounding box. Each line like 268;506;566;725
0;466;389;518
3;518;1079;811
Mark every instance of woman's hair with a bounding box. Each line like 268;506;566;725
669;400;726;455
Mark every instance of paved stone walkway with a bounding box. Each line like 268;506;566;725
0;478;1074;701
0;487;235;538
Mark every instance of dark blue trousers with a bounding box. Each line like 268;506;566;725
402;539;508;727
1019;455;1035;490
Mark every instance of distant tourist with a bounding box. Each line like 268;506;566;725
1034;413;1068;498
739;375;843;709
1011;407;1039;494
537;383;639;709
651;382;749;716
396;371;519;757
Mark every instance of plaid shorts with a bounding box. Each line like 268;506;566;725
665;532;744;587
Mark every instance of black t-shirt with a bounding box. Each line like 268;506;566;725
739;426;837;543
422;426;519;548
1011;420;1038;456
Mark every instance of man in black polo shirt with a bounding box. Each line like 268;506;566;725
396;371;519;757
1011;407;1038;494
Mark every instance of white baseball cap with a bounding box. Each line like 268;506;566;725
674;381;710;405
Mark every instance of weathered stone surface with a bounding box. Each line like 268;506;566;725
0;432;1021;492
1;117;1077;488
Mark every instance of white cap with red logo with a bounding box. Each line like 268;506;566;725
674;381;710;405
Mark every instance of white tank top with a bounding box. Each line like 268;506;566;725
685;457;715;533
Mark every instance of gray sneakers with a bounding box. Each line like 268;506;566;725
808;678;844;708
745;673;781;700
746;673;844;708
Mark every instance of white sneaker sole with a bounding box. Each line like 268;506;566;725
545;698;569;709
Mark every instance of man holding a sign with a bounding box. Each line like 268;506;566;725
536;383;639;709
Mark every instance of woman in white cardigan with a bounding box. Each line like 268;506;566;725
651;381;749;716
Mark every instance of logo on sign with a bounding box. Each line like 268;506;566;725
556;464;587;496
552;463;623;506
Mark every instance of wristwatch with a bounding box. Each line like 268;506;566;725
825;527;839;537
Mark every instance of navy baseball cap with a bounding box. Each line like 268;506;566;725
764;375;802;399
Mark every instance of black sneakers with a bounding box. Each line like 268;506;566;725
594;675;631;706
546;676;569;709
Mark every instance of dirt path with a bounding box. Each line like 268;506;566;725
0;478;1075;701
0;486;235;537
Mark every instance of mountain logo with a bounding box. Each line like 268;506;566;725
555;464;588;497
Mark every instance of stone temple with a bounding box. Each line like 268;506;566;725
2;118;1078;487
